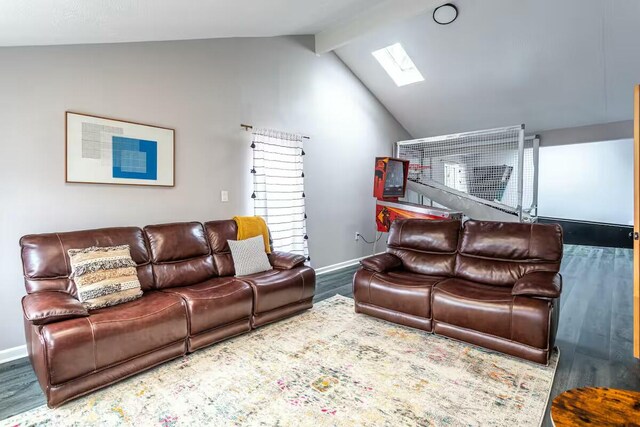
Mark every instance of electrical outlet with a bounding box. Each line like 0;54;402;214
355;232;360;241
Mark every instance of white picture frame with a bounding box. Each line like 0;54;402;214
65;112;175;187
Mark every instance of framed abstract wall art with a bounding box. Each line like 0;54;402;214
65;112;175;187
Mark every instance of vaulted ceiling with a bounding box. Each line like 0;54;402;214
0;0;388;46
335;0;640;137
2;0;639;138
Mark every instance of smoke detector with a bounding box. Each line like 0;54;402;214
433;3;458;25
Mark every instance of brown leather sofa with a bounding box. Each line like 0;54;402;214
19;220;315;407
353;219;563;364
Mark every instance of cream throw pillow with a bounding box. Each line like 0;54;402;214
68;245;143;310
228;235;273;276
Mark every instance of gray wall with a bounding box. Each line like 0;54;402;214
0;36;409;351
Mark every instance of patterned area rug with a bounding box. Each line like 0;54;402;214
4;295;558;427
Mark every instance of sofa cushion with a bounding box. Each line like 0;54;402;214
20;227;154;293
67;245;143;309
144;222;216;288
238;266;315;314
40;291;187;385
354;270;445;319
459;221;563;261
455;221;563;287
228;236;273;276
388;219;460;252
432;278;553;349
386;219;460;276
163;277;253;335
432;278;512;339
145;222;210;263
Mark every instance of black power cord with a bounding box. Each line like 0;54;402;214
357;232;383;244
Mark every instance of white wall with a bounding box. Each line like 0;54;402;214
0;36;409;351
538;139;633;225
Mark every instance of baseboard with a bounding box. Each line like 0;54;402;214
315;252;384;275
0;344;27;364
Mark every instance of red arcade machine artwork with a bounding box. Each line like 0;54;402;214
374;157;408;199
373;157;462;232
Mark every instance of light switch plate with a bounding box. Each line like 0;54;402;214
220;190;229;202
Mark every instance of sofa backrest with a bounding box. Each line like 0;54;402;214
203;220;238;277
143;222;217;289
455;220;563;287
20;227;154;296
386;219;460;276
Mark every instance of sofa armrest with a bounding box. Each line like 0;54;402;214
22;292;89;325
512;272;562;298
268;251;306;270
360;253;402;273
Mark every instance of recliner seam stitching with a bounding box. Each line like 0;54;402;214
434;286;512;302
166;282;247;298
160;292;193;334
457;253;556;264
388;246;457;256
38;325;53;393
367;273;375;303
86;317;97;373
434;320;549;352
546;301;553;356
152;254;213;265
509;298;514;341
56;233;70;275
356;301;431;322
89;300;182;324
370;276;438;289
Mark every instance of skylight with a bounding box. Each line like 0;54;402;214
372;43;424;87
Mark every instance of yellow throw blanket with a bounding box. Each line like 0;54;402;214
233;216;271;254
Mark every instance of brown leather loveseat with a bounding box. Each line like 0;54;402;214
354;219;562;364
20;220;315;407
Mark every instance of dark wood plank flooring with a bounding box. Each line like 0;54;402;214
0;356;45;419
1;245;638;425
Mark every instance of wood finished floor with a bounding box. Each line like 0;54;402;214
1;245;638;425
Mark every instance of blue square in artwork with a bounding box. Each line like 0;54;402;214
112;136;158;180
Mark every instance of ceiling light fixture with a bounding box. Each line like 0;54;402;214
372;43;424;87
433;3;458;25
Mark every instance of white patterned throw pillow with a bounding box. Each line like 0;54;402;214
228;235;273;276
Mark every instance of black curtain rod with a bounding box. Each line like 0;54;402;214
241;124;310;140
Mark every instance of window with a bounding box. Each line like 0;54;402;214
251;129;309;260
372;43;424;87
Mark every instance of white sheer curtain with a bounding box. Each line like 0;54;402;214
251;129;309;260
